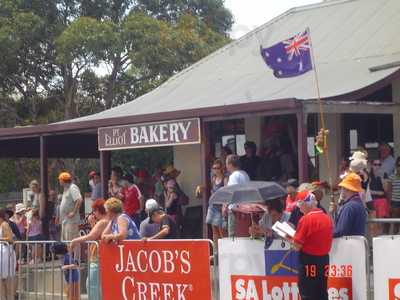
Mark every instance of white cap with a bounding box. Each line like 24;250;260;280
145;199;159;212
15;203;27;214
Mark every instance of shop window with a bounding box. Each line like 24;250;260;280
343;114;393;159
209;119;245;159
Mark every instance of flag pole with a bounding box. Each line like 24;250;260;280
306;27;335;203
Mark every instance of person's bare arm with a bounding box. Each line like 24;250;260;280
103;216;128;243
147;226;169;240
68;198;82;219
0;222;13;242
101;221;112;240
165;193;177;209
71;220;108;248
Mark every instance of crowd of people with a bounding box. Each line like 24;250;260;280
0;164;187;299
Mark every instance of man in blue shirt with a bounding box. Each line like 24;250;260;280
333;173;367;237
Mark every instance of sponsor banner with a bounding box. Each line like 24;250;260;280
98;118;201;150
373;236;400;300
100;240;212;300
219;237;367;300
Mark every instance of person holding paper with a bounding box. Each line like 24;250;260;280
288;191;333;300
249;198;289;240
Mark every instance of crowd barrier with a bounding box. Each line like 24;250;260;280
2;236;400;299
11;241;101;300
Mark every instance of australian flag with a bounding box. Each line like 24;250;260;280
260;30;313;78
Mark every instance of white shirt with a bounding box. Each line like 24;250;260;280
380;155;395;177
228;170;250;186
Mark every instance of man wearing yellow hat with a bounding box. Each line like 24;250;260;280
58;172;82;241
333;173;367;237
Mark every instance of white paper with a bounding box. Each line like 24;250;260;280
272;221;296;238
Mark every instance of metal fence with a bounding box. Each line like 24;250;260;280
1;240;101;300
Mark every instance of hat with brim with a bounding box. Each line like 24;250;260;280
338;173;362;193
15;203;26;214
164;166;181;177
148;207;164;224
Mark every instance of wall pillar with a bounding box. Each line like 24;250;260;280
318;113;343;189
100;151;111;198
244;116;263;149
297;111;309;182
40;136;49;238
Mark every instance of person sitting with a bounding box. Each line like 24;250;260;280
139;199;161;238
145;208;179;240
332;173;367;238
102;198;140;243
248;198;289;244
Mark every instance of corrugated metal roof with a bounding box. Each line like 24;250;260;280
65;0;400;123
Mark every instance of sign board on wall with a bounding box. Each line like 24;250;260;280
218;237;368;300
373;236;400;300
98;118;201;151
100;240;212;300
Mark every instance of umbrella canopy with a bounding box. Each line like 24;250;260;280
209;181;287;205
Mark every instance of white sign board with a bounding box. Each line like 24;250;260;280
218;237;368;300
373;236;400;300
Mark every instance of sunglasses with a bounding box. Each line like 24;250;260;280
212;166;221;170
373;163;381;166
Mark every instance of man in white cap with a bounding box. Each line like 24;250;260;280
139;199;161;238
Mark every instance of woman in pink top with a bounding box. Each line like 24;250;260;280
284;179;299;213
27;209;43;264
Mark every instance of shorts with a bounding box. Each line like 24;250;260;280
373;198;390;218
392;201;400;209
206;205;225;228
61;223;80;241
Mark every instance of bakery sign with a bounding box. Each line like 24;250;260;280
98;118;201;150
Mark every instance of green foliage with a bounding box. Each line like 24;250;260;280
0;0;232;192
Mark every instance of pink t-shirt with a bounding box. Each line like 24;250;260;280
28;219;42;237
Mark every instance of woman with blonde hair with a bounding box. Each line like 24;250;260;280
101;198;140;243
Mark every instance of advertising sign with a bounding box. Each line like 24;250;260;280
98;118;201;150
219;237;367;300
373;236;400;300
100;240;212;300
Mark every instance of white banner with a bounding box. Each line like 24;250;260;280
373;236;400;300
218;236;368;300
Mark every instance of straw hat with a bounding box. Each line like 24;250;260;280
164;166;181;177
338;173;362;193
15;203;26;214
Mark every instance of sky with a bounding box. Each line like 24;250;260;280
225;0;322;39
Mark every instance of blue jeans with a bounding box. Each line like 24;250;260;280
86;262;101;300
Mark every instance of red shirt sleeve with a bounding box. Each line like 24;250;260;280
293;217;308;246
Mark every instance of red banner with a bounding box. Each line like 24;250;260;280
100;240;212;300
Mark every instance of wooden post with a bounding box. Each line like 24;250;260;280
200;120;211;239
100;151;111;198
40;136;49;239
297;110;309;183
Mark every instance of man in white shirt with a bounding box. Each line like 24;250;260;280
58;172;82;241
226;154;250;186
225;154;250;237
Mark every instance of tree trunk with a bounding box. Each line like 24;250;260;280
62;65;78;120
104;56;122;109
